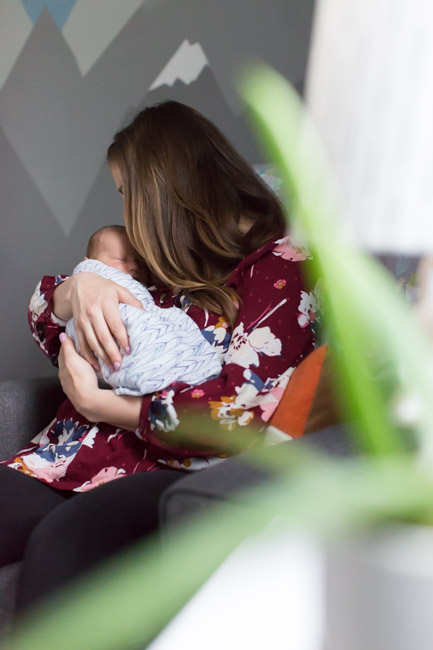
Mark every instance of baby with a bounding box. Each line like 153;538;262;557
66;226;222;396
83;224;142;280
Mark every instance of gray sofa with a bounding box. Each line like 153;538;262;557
0;375;353;642
0;377;65;641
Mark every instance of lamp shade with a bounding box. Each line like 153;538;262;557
305;0;433;254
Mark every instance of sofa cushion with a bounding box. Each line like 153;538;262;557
267;345;341;441
0;377;64;460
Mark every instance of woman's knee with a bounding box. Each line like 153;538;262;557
16;491;130;613
23;471;183;565
16;471;183;614
24;489;125;564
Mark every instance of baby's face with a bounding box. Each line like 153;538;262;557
93;231;140;279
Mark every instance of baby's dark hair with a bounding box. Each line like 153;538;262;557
86;225;127;258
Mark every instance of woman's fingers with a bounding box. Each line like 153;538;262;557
93;312;124;368
58;333;99;416
102;299;131;359
69;272;143;368
59;332;88;373
117;285;143;310
76;301;131;368
113;285;143;354
79;312;121;369
76;320;105;369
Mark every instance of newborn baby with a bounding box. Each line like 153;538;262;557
66;225;222;395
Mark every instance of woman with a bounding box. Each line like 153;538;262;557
0;101;317;614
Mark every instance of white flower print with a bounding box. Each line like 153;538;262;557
272;236;312;261
298;291;315;328
18;453;74;483
73;466;126;492
234;366;295;422
82;426;99;448
225;323;282;369
29;281;48;322
209;394;255;431
158;456;226;472
31;329;50;356
148;389;180;433
202;316;231;363
297;280;324;330
31;418;56;445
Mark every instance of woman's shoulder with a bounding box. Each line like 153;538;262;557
226;234;313;288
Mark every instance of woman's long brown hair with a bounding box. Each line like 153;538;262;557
107;101;286;326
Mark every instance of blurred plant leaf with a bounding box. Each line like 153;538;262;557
10;443;433;650
10;65;433;650
240;64;433;459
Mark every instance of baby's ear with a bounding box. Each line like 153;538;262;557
84;256;89;260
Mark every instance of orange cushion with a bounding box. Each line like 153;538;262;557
269;345;341;439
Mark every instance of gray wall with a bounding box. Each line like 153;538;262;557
0;0;316;381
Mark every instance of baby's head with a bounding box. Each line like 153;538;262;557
86;225;140;278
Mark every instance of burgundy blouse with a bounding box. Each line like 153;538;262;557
2;236;321;492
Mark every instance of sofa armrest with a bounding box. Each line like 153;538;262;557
0;376;64;460
159;423;355;534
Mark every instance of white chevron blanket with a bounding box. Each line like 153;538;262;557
66;259;222;396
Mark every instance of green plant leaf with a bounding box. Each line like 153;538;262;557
10;444;433;650
10;64;433;650
240;64;433;458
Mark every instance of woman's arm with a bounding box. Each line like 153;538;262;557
56;272;144;368
85;392;142;431
138;246;319;459
28;275;70;365
52;276;74;321
58;333;142;431
29;272;144;369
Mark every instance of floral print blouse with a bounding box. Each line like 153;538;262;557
2;236;322;492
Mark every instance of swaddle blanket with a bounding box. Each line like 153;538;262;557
66;259;222;396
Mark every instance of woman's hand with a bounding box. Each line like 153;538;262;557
54;272;143;368
58;332;100;415
59;333;143;431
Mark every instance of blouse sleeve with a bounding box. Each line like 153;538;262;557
138;244;318;459
28;275;69;365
